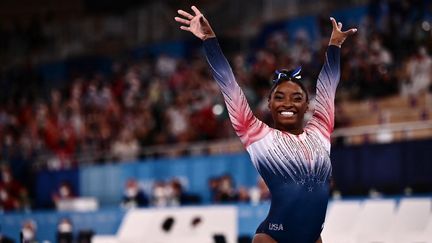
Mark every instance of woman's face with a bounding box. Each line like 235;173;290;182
268;81;308;134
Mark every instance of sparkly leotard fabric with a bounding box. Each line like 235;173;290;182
204;38;340;243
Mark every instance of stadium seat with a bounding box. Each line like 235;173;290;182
321;200;362;243
361;197;432;243
391;198;431;242
397;214;432;243
92;206;237;243
352;199;396;243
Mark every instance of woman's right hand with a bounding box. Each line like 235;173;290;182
328;17;357;47
175;6;216;41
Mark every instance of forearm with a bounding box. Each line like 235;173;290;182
307;44;341;140
314;45;341;97
320;45;340;82
203;37;269;147
203;37;235;88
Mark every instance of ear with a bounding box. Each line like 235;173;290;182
267;97;271;110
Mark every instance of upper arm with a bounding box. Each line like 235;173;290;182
204;38;271;146
305;45;340;141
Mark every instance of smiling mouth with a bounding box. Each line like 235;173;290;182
279;111;296;117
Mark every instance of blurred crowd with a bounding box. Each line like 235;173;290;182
121;174;270;209
121;177;201;209
0;174;270;243
0;51;228;171
0;0;432;211
0;165;31;212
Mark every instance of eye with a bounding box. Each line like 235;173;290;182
274;95;284;100
293;96;303;102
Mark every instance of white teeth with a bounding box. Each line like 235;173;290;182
280;111;294;117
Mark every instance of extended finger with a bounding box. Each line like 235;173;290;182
343;28;358;35
180;26;191;31
330;17;338;30
175;17;190;25
338;22;342;30
191;5;202;16
178;9;194;20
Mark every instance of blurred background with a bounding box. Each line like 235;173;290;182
0;0;431;242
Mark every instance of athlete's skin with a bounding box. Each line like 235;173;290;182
175;6;356;243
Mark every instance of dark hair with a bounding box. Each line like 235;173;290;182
268;68;309;101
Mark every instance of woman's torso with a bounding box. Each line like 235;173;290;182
247;128;332;243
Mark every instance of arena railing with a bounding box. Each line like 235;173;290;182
32;120;432;170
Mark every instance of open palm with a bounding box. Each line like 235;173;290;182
329;17;357;47
174;6;215;40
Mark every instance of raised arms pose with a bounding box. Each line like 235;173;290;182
176;6;356;243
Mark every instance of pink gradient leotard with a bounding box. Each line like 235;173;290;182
204;38;340;243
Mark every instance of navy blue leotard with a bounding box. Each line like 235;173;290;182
204;38;340;243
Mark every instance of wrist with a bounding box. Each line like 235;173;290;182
202;33;216;41
329;40;342;48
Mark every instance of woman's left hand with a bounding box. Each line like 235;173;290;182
174;6;216;41
329;17;357;47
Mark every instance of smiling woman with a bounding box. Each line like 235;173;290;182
175;5;356;243
268;69;310;135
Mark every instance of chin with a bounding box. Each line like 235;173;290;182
275;122;296;130
275;118;304;130
278;118;298;125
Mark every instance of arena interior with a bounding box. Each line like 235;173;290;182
0;0;432;242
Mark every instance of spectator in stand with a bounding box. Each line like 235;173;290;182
170;178;184;206
43;90;77;170
0;187;19;212
249;177;271;205
111;127;140;162
170;178;201;205
237;186;251;203
208;176;220;202
401;46;432;95
165;94;192;143
152;180;170;207
121;178;149;209
214;174;238;203
57;217;73;243
150;178;200;207
0;165;29;211
52;181;76;209
20;219;37;243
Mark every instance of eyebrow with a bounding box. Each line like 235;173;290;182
273;91;305;99
291;92;304;96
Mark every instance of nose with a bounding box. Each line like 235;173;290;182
281;97;294;107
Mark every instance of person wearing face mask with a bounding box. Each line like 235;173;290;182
175;6;356;243
57;218;73;243
52;181;75;209
20;219;37;243
121;179;148;209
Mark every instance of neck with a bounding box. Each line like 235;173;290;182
275;124;304;135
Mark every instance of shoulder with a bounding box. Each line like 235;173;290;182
305;128;331;151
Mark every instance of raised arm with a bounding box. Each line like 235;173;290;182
306;17;357;142
175;6;270;147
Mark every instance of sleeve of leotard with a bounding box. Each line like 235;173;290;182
305;45;340;142
203;37;270;147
